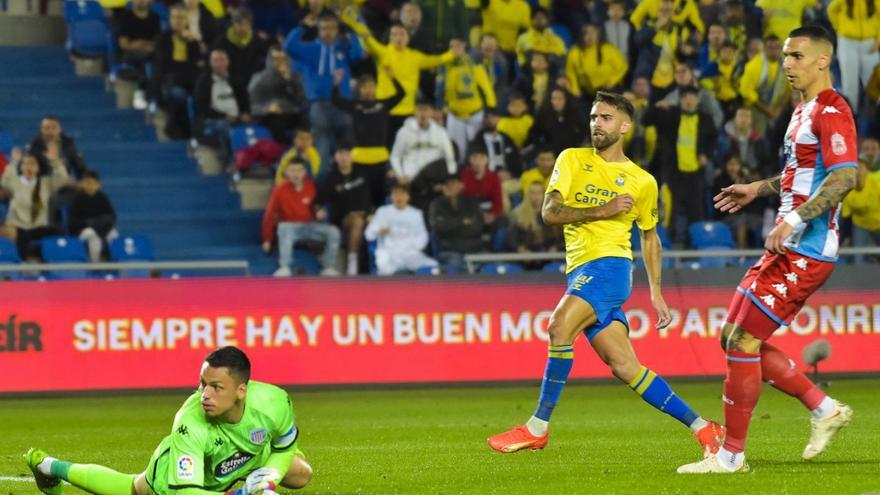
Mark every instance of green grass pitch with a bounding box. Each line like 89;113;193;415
2;379;878;495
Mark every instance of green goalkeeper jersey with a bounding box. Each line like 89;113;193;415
145;381;299;495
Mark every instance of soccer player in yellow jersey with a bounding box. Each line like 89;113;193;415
487;91;724;457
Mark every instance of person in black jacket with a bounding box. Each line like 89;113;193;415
531;87;589;155
153;5;204;140
643;85;716;246
512;51;558;112
194;49;251;161
319;142;372;275
210;7;271;88
70;170;118;262
27;116;88;180
331;67;405;207
428;174;484;272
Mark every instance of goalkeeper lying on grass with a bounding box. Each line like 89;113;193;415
26;346;312;495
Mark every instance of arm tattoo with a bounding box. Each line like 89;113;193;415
796;167;857;222
542;190;605;225
755;175;781;197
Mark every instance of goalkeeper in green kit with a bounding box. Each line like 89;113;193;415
25;347;313;495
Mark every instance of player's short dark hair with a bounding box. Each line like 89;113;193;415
594;91;635;120
788;25;834;47
205;346;251;383
82;169;100;181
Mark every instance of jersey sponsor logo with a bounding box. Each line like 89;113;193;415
574;183;619;206
250;428;268;445
830;132;847;156
177;456;194;480
821;106;841;114
214;451;255;477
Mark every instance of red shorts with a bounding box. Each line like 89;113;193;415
725;250;836;340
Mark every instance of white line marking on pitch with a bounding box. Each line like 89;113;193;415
0;476;33;482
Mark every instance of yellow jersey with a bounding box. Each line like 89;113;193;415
547;148;659;272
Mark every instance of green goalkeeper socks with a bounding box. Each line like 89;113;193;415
53;463;135;495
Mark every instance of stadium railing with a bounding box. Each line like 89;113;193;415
463;247;880;274
0;260;250;277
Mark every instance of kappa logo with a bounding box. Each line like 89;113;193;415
771;283;788;298
760;294;776;309
784;272;798;284
821;106;841;114
793;258;809;270
830;132;847;156
177;425;189;436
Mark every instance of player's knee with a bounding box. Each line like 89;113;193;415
608;356;641;383
281;458;313;489
546;317;576;344
719;323;736;351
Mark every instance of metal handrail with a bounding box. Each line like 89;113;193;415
464;247;880;273
0;260;251;275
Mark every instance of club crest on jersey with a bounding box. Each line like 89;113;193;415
831;132;847;156
177;456;194;480
615;174;625;186
250;428;268;445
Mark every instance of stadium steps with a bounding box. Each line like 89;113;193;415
0;46;273;275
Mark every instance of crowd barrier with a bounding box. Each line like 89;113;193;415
2;274;879;392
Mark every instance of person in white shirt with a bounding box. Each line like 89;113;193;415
389;100;457;184
365;184;438;275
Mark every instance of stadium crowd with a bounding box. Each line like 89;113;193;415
2;0;880;275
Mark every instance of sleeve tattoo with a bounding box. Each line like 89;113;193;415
542;190;605;225
795;167;857;222
755;175;781;196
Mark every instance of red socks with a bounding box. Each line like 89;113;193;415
760;342;826;410
722;350;762;453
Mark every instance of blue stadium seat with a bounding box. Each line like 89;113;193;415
64;0;110;58
0;129;14;157
550;23;573;48
415;265;441;275
542;261;565;273
292;249;321;275
479;262;525;274
230;125;273;155
41;236;88;279
367;240;378;274
0;238;22;264
110;235;156;278
109;235;156;261
689;221;736;249
491;225;506;252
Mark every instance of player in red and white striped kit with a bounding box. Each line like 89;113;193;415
677;25;857;474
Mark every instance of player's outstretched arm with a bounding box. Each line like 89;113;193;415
765;167;857;254
639;227;672;329
714;175;780;214
541;190;634;226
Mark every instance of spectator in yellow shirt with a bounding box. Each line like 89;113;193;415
276;128;322;183
631;0;705;35
497;93;533;149
755;0;818;41
514;7;566;66
519;147;555;197
343;15;464;147
828;0;880;107
565;24;628;104
438;51;498;164
738;34;788;134
699;40;741;120
633;0;699;100
842;160;880;263
481;0;531;60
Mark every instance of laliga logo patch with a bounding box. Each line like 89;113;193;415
831;132;847;156
250;428;268;445
177;456;194;480
548;167;560;185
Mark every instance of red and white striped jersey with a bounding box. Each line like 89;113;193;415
777;88;858;261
